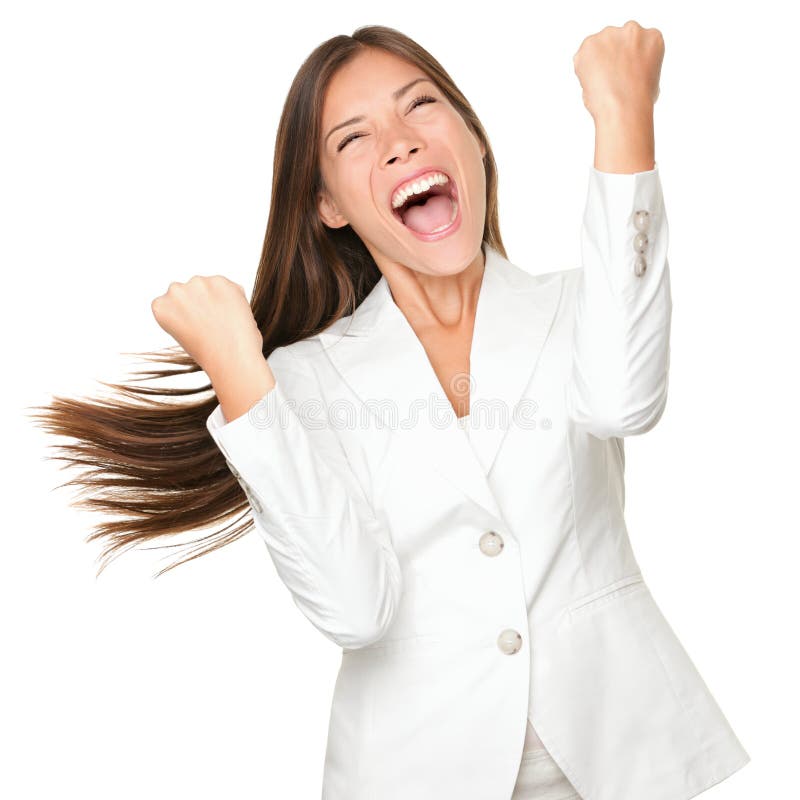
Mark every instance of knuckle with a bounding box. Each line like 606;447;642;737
150;296;167;319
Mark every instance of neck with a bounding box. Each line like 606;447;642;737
381;245;486;332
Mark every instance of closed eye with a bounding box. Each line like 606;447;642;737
336;94;438;152
409;94;437;110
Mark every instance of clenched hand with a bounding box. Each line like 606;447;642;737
151;275;264;382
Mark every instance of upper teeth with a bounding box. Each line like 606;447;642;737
392;172;450;210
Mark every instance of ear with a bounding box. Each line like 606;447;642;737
480;139;487;160
317;189;349;229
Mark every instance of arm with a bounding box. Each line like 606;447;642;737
564;155;672;440
206;346;403;650
567;24;671;439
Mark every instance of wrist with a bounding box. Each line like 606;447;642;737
592;107;655;174
209;355;277;425
207;351;272;392
592;96;654;124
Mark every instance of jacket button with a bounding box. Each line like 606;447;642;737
479;530;504;557
497;628;523;655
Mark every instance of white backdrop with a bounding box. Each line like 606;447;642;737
3;0;794;797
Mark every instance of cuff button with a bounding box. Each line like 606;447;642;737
633;209;651;232
240;481;263;514
634;255;648;277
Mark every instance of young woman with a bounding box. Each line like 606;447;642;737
35;22;750;800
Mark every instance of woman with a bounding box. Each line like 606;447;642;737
34;22;750;800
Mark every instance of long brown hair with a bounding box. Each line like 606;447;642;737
27;24;507;578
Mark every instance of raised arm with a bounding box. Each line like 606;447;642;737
151;274;402;650
565;21;671;440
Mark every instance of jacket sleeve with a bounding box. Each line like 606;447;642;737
564;161;673;440
205;345;403;650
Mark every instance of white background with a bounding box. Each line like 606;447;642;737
3;0;795;797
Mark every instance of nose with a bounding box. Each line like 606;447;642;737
382;122;424;165
386;145;421;166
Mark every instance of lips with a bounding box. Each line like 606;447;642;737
390;178;462;241
388;167;459;226
389;165;453;201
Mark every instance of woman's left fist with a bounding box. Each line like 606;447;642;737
573;20;664;121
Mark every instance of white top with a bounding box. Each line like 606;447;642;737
456;412;546;756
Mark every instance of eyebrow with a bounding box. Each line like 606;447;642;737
324;77;435;146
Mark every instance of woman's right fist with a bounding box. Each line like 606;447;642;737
151;275;264;378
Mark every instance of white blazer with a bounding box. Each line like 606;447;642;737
206;164;750;800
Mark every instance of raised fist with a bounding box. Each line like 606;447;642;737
151;275;264;378
573;20;664;121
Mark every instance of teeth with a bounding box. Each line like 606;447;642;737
392;171;451;210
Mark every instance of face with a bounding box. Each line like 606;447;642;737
317;48;487;276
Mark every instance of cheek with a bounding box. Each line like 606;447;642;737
339;173;389;237
334;168;371;218
443;112;477;143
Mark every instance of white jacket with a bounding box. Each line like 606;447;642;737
206;163;751;800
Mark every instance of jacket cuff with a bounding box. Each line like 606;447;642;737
584;160;666;305
205;377;323;519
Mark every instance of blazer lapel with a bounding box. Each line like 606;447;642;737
468;245;564;475
317;243;564;523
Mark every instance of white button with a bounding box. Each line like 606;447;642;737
633;232;648;255
479;530;504;557
633;209;651;232
497;628;523;654
632;211;649;278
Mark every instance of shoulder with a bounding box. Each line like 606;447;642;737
500;256;582;311
552;265;582;299
271;335;333;375
264;340;321;400
265;335;339;407
493;246;579;296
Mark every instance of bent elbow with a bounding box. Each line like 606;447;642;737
330;589;403;651
567;378;669;440
616;389;669;438
323;549;405;651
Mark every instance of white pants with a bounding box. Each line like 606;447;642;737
511;734;582;800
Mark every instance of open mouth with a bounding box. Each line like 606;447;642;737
390;173;460;237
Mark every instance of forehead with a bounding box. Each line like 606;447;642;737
321;49;426;122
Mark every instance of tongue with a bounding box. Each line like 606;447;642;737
402;194;453;234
